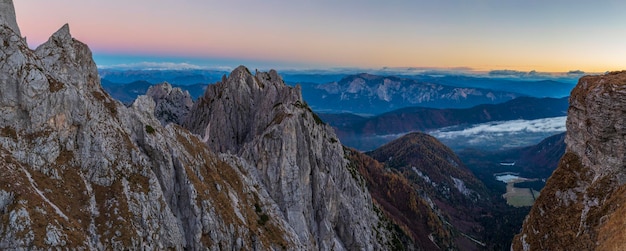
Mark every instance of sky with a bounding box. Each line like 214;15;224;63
12;1;626;72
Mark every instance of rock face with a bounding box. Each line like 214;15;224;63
512;71;626;250
0;3;303;249
146;82;193;125
183;67;397;250
0;0;19;36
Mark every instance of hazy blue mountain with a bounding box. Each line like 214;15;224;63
281;73;349;84
298;73;524;114
101;79;206;104
99;69;228;85
407;75;575;98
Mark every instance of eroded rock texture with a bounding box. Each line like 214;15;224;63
183;66;398;250
146;82;193;126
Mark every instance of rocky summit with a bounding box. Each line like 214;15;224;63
512;71;626;250
183;66;398;250
146;82;193;126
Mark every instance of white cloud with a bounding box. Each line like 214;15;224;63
429;116;567;139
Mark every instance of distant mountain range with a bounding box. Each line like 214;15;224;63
101;79;206;104
406;75;575;98
321;96;569;150
99;69;576;116
98;69;227;86
299;73;524;114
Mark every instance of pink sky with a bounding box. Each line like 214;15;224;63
13;1;626;72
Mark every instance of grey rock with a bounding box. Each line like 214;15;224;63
0;0;19;36
184;66;394;250
145;82;193;126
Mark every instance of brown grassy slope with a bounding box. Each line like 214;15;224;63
345;147;455;250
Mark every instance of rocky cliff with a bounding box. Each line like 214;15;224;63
0;2;304;249
0;2;413;250
513;71;626;250
183;66;401;250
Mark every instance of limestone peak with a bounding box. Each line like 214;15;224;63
52;23;71;40
0;0;20;37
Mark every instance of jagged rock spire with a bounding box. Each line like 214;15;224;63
0;0;20;36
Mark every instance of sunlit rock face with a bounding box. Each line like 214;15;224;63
183;66;396;250
513;71;626;251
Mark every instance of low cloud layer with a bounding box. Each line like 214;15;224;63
428;117;567;150
431;117;567;139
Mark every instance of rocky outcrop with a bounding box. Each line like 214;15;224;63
146;82;193;125
513;71;626;250
0;3;302;249
183;66;398;250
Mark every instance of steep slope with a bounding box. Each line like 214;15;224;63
344;148;453;250
302;73;522;114
368;133;490;249
0;3;303;250
183;66;408;250
513;71;626;250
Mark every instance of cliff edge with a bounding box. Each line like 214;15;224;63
513;71;626;250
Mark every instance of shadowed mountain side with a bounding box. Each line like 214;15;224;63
367;132;494;250
460;132;566;183
344;148;452;250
